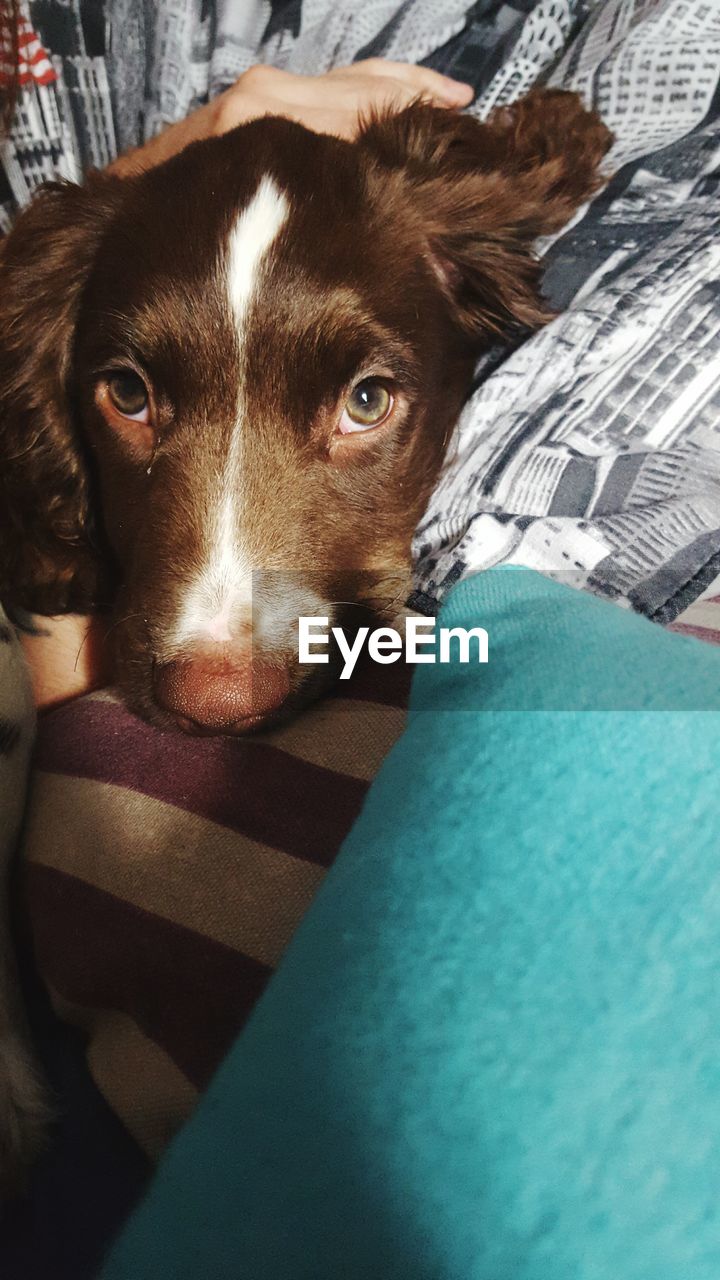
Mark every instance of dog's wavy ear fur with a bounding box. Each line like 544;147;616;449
0;175;121;615
360;89;612;341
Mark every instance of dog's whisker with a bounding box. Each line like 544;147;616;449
73;621;96;674
99;611;145;647
324;600;376;610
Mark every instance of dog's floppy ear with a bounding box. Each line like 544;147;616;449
359;89;612;340
0;174;121;615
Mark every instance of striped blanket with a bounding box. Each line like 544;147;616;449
23;661;410;1157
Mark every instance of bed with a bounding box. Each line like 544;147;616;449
8;0;720;1268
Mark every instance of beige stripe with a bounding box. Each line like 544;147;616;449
25;774;326;969
81;689;405;782
50;992;196;1160
672;600;720;631
84;688;123;706
257;696;405;779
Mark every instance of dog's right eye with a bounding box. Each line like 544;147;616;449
106;371;150;423
339;378;394;434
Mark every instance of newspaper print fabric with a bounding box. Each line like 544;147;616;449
413;0;720;624
1;0;719;628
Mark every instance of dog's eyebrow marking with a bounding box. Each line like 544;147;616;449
226;174;289;328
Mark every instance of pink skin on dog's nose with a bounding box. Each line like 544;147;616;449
153;654;290;733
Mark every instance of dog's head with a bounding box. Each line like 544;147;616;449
0;90;611;732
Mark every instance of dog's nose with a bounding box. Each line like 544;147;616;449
153;655;290;733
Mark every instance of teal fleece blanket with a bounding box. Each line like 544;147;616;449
102;570;720;1279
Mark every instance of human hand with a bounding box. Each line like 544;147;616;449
111;59;474;175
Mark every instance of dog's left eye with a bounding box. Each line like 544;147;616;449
106;371;150;423
339;378;394;434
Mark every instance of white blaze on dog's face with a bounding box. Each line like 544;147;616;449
172;175;290;654
0;96;609;732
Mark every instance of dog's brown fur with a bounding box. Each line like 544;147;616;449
0;91;610;721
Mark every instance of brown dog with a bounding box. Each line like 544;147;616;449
0;89;611;735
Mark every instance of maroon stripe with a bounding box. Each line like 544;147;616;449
34;699;367;867
669;621;720;645
27;862;274;1090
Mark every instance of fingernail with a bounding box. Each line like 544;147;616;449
443;81;474;103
